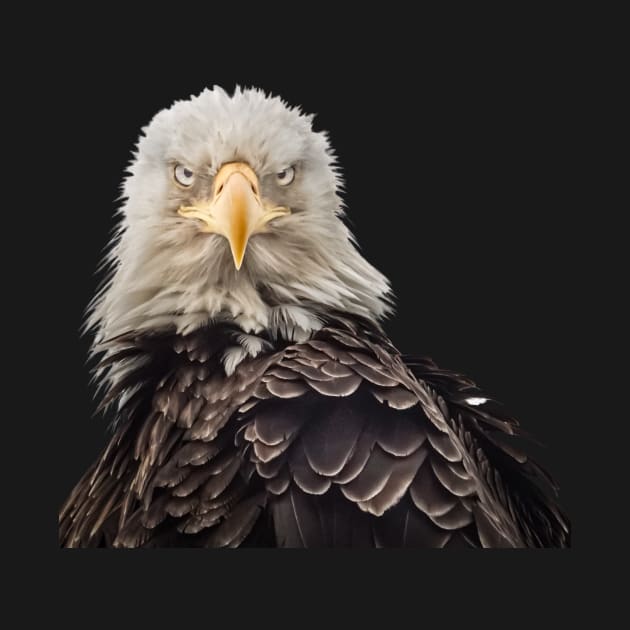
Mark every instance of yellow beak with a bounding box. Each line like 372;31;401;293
177;162;290;270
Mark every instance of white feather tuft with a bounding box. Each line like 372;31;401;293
465;397;488;406
87;86;393;378
222;346;249;376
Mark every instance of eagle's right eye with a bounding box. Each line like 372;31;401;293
276;166;295;186
174;164;195;187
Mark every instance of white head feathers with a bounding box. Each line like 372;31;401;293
89;86;392;346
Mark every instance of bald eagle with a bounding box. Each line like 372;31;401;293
59;87;569;548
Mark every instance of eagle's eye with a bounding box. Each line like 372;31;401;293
174;164;195;187
276;166;295;186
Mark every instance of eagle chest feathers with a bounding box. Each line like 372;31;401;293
60;316;568;548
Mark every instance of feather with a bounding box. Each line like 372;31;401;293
431;457;477;497
340;446;395;502
307;373;361;397
326;494;352;546
205;448;241;475
176;365;198;390
114;511;152;548
330;332;365;349
166;390;186;422
265;378;309;399
305;340;340;358
254;406;306;447
109;446;132;481
253;382;272;400
409;463;458;517
460;524;482;548
347;350;387;371
153;461;190;489
280;359;331;381
157;430;185;466
443;532;474;549
255;456;287;479
289;444;332;495
484;432;528;464
199;455;241;500
301;399;366;476
320;360;354;378
266;469;291;495
133;412;157;460
165;494;200;518
253;439;292;463
375;413;427;457
269;490;303;546
351;363;399;387
473;506;516;548
178;507;227;534
267;366;300;380
429;502;473;530
171;466;215;497
446;461;471;481
472;408;518;434
141;494;169;529
374;500;451;548
427;430;463;462
271;486;326;547
358;446;428;516
88;487;120;540
118;487;136;531
333;422;378;484
196;480;246;514
293;346;330;364
371;385;418;410
238;398;260;414
177;397;205;429
147;414;171;465
243;422;258;443
293;467;332;495
204;492;267;548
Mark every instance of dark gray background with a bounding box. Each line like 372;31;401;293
53;30;576;531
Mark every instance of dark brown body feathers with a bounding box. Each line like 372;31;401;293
59;315;569;548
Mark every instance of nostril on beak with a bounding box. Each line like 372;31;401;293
217;184;224;195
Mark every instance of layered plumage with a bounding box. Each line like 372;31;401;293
60;87;569;547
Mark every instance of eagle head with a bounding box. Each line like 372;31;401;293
90;86;391;347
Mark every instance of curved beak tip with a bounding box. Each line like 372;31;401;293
233;252;245;270
229;237;248;270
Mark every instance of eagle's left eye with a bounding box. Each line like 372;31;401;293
276;166;295;186
174;164;195;187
